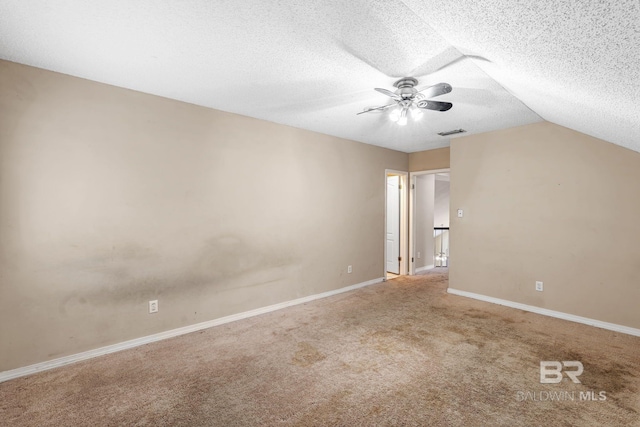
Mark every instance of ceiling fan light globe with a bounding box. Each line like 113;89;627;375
411;108;423;121
398;116;408;126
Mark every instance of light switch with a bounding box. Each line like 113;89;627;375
457;209;464;218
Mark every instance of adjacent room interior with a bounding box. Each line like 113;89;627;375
1;1;639;425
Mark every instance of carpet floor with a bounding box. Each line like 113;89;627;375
1;268;639;426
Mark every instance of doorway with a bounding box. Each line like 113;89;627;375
385;170;408;280
409;169;450;275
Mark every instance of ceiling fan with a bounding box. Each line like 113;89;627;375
357;77;452;125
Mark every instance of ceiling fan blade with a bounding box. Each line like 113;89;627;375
357;104;396;115
374;88;401;101
417;83;452;98
417;100;453;112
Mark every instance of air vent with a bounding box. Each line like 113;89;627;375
437;129;466;136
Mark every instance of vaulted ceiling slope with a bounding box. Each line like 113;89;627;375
1;1;638;153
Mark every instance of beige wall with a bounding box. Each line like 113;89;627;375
450;121;640;329
0;60;408;371
408;146;450;171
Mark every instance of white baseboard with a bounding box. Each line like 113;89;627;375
447;288;640;337
415;264;435;273
0;277;384;383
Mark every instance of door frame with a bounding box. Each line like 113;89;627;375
384;170;408;280
408;168;450;276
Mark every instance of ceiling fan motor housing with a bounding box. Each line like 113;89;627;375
393;77;418;88
394;77;419;99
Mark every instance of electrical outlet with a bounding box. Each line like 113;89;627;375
535;281;543;292
149;300;158;313
457;209;464;218
417;251;421;259
347;265;352;274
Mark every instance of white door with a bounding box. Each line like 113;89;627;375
386;175;400;274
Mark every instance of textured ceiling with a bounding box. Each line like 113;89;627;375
0;0;638;153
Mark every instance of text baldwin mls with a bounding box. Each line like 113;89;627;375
516;390;607;402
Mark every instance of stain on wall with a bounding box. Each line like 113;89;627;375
0;60;408;370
